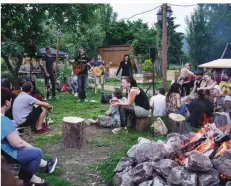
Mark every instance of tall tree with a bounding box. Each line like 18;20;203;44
156;9;184;65
185;6;212;67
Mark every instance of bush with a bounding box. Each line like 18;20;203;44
57;63;72;83
1;58;8;71
142;59;153;72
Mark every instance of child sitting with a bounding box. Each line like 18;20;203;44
98;88;127;128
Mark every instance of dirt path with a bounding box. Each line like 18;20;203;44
43;125;116;186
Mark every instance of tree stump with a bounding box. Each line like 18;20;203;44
62;117;86;148
167;113;186;134
135;117;150;132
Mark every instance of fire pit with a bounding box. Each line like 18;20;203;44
114;124;231;186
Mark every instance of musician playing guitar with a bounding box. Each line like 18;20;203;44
93;55;106;93
67;48;90;103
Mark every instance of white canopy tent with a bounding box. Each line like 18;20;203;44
199;59;231;69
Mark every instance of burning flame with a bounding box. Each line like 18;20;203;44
220;173;227;180
215;141;231;157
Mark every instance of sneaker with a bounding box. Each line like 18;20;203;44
30;179;49;186
74;93;78;97
112;127;127;134
47;157;58;174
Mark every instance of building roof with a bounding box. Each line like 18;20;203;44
199;59;231;68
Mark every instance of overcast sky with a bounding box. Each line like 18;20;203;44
110;3;197;34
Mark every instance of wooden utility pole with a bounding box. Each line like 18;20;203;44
55;29;61;72
162;4;168;90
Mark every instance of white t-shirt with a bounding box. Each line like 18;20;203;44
150;94;167;117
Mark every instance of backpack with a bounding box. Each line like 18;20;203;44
151;117;168;136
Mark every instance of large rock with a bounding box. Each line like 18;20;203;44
129;162;154;185
127;142;164;163
138;180;153;186
212;149;231;179
198;169;220;186
114;166;133;186
152;176;171;186
186;151;213;172
226;181;231;186
114;157;136;173
152;159;177;179
163;136;183;157
114;171;134;186
167;166;197;186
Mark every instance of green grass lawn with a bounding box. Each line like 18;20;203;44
31;85;167;186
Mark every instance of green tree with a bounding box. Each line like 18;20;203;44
186;6;212;67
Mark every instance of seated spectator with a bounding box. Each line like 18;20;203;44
212;85;223;107
213;112;231;136
166;83;187;116
97;88;127;128
150;88;167;117
1;78;17;120
12;81;53;134
190;70;204;95
219;68;231;116
198;72;217;94
1;88;57;185
111;77;150;129
211;68;223;84
187;90;214;128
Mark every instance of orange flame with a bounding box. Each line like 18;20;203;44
215;141;231;157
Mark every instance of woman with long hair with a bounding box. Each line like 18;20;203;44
111;77;150;131
166;83;187;115
76;48;90;103
115;54;133;78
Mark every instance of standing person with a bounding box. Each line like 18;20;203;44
150;88;167;117
111;77;150;131
76;48;90;103
42;47;56;100
94;55;105;93
115;54;133;78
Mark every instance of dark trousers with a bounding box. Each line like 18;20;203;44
181;81;194;96
77;73;88;100
44;73;56;97
119;105;136;127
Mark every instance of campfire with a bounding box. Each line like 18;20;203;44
114;123;231;186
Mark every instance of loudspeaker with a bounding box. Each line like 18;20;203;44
149;47;157;62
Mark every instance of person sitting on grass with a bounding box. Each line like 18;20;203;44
97;88;127;128
12;81;53;134
150;88;167;117
1;88;58;186
166;83;187;116
111;77;150;133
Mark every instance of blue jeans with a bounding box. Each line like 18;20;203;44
78;73;88;100
177;102;187;116
17;147;43;175
70;75;78;94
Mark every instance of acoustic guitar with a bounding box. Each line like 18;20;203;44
92;62;112;77
73;59;90;76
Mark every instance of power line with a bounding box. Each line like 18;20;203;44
168;3;198;7
121;5;161;20
120;4;198;21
